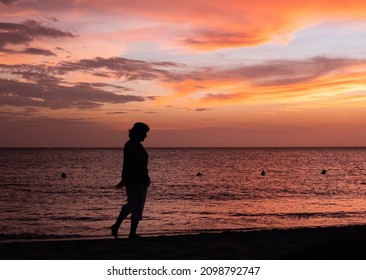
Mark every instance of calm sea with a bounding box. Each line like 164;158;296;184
1;148;366;241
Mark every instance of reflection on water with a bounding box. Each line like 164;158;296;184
1;148;366;240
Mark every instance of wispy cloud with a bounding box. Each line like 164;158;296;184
183;30;268;50
160;56;366;104
57;57;181;81
23;47;56;56
0;54;182;110
4;1;366;51
213;56;366;86
0;0;18;5
0;78;145;109
195;108;212;112
0;20;75;55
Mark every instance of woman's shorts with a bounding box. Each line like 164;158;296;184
122;183;147;220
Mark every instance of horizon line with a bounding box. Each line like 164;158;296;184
1;146;366;149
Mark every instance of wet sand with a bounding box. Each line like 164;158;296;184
1;225;366;260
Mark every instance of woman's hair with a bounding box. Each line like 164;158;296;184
129;122;150;140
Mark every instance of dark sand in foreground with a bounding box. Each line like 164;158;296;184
1;225;366;260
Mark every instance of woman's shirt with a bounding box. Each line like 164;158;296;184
121;140;149;187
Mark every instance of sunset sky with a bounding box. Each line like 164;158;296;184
1;0;366;147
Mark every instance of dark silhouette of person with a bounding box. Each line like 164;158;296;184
111;122;150;239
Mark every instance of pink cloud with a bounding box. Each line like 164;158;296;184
0;20;75;56
4;0;366;50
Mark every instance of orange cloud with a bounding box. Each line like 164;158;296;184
3;0;366;50
156;56;366;108
199;69;366;108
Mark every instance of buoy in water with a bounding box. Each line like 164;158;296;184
61;172;67;179
321;169;327;175
261;169;266;176
196;172;202;176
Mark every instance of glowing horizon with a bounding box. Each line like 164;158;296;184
1;0;366;147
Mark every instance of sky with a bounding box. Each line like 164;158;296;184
1;0;366;147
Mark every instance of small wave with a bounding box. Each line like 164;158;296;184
51;216;104;221
229;211;366;218
0;183;29;187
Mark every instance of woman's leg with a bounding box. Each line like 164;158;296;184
111;203;131;238
129;219;140;238
129;185;147;238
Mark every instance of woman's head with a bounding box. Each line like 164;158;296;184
129;122;150;142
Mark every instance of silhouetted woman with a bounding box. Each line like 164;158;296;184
111;122;150;239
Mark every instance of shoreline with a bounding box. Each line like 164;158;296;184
0;226;270;244
1;224;366;260
0;223;360;243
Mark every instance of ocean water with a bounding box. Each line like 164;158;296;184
1;147;366;241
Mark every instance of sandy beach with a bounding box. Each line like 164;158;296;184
1;225;366;260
